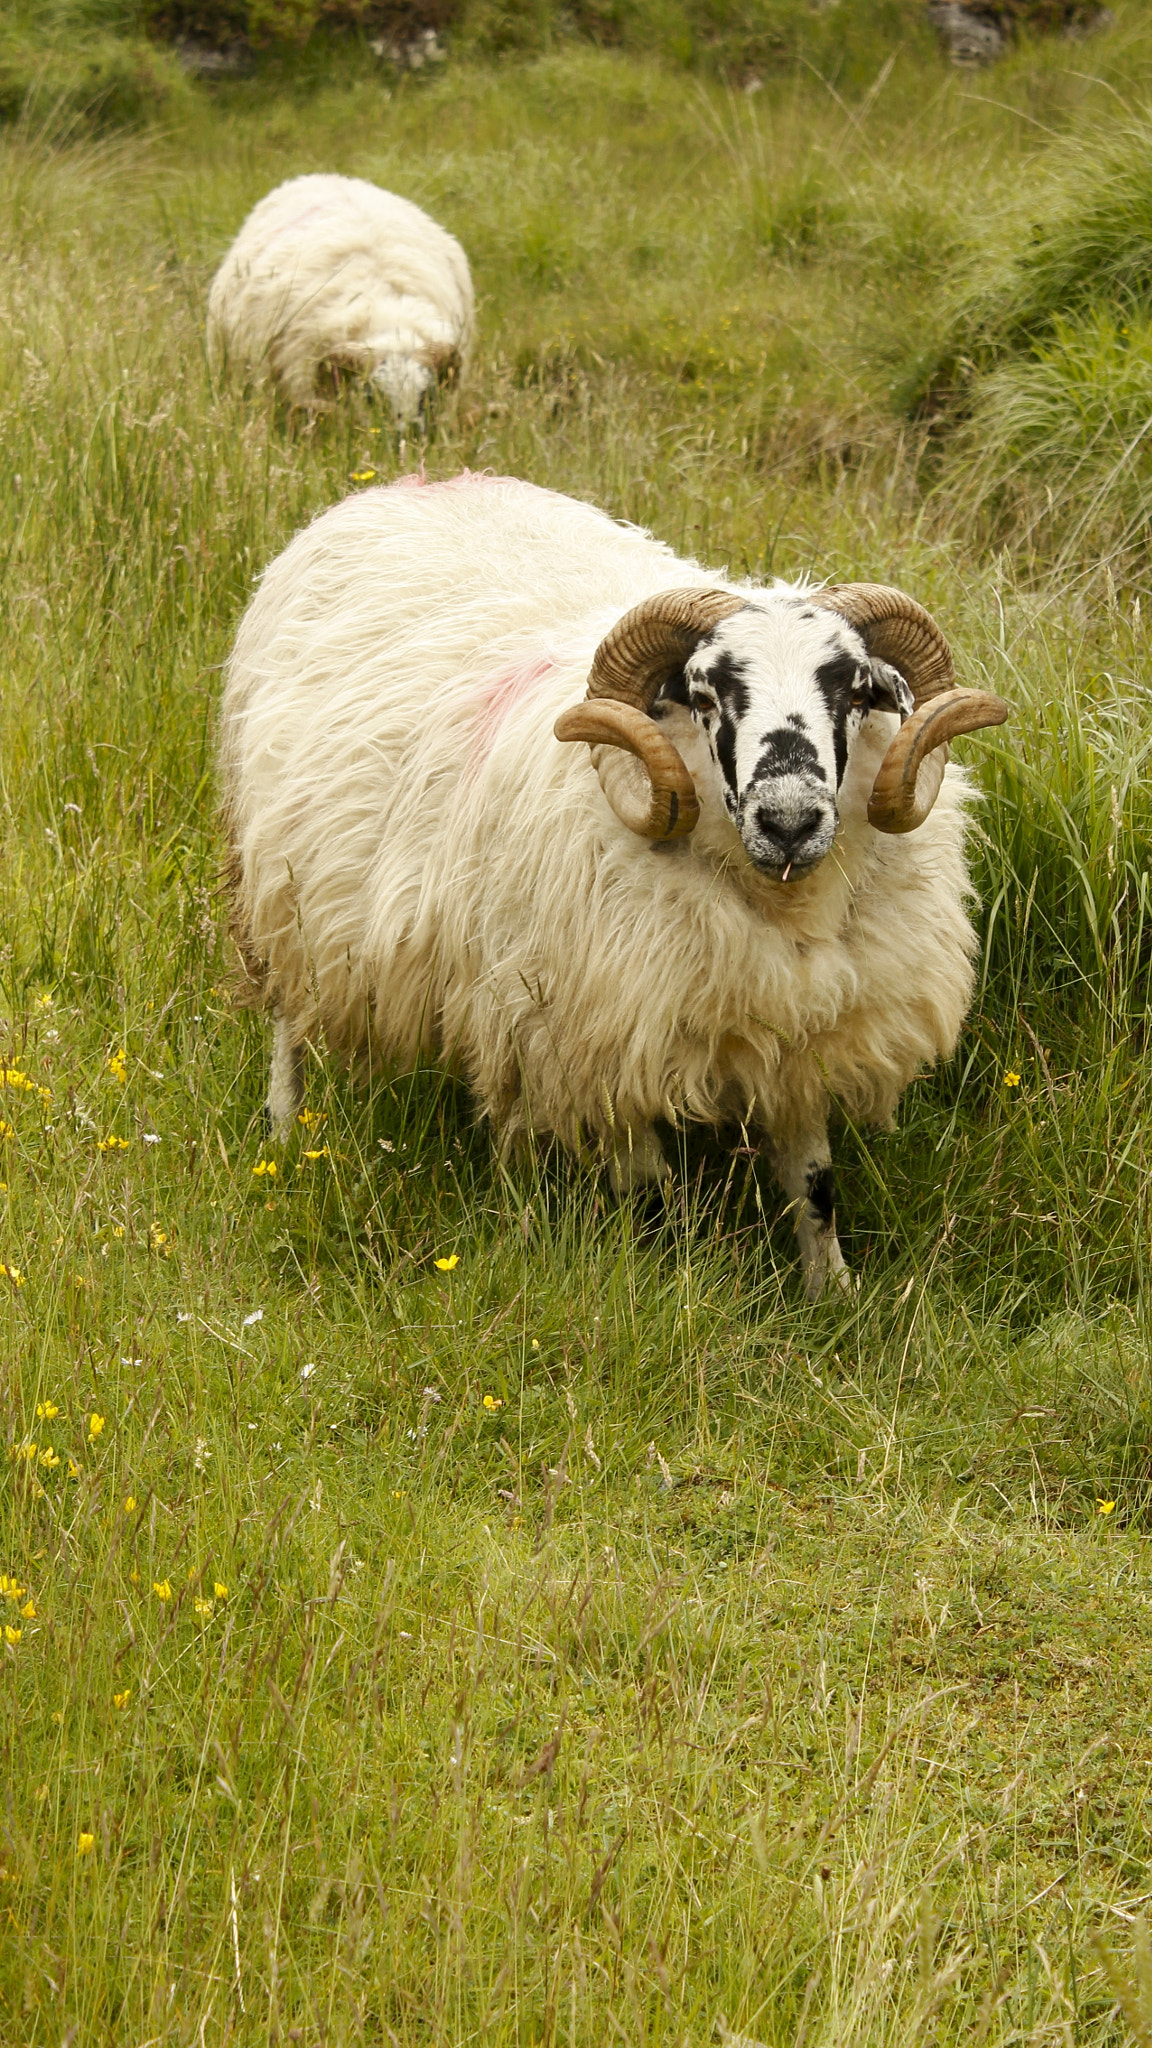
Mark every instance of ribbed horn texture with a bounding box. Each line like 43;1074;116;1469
866;687;1009;834
811;583;1008;834
587;588;748;710
556;587;745;841
553;700;699;840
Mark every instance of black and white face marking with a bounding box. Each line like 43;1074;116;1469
662;597;913;880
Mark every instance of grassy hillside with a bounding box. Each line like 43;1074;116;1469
4;13;1152;2043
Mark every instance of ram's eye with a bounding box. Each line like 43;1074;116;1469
689;691;715;715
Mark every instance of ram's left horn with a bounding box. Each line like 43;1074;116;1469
866;687;1008;834
810;583;1008;834
553;700;699;840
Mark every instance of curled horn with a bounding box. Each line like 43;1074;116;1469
554;588;746;840
810;583;1008;833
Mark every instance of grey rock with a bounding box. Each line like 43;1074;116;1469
926;2;1005;64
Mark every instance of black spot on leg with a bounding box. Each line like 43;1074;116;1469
805;1163;834;1227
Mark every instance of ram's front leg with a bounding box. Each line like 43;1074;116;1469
769;1124;852;1302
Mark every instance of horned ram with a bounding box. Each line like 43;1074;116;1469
207;174;474;421
220;473;1007;1297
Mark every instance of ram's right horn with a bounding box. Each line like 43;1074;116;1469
553;699;699;841
555;587;746;841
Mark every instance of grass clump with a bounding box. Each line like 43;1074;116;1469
909;92;1152;561
0;2;193;131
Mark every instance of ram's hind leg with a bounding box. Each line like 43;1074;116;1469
769;1124;852;1302
266;1014;305;1140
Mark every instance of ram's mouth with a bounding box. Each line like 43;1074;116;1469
746;846;825;884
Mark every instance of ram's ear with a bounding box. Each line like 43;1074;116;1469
867;658;914;720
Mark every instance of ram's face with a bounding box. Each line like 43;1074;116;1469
370;353;435;423
677;598;914;879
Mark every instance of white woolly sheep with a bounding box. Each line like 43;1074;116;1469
220;473;1006;1297
207;173;474;420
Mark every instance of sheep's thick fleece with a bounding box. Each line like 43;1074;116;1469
222;474;979;1285
207;174;473;413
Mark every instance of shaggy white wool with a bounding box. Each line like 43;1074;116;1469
207;174;474;417
221;474;979;1193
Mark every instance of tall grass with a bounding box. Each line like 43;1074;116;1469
4;24;1152;2044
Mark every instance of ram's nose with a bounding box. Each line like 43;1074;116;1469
741;791;836;878
753;804;824;859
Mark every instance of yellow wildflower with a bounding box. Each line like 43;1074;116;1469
97;1135;129;1152
1097;1499;1116;1515
10;1443;36;1462
153;1580;172;1601
297;1107;323;1129
112;1689;130;1709
88;1414;105;1439
213;1581;228;1601
252;1159;277;1178
0;1122;12;1141
434;1254;459;1271
4;1626;21;1645
0;1263;24;1287
303;1146;328;1160
67;1458;80;1479
0;1576;24;1598
1003;1071;1021;1089
34;993;53;1011
149;1224;169;1253
36;1401;59;1421
129;1569;140;1585
39;1448;59;1469
124;1496;137;1513
50;1711;62;1724
76;1833;94;1856
19;1600;34;1620
107;1051;127;1084
349;467;377;483
1;1069;32;1091
193;1597;214;1618
482;1393;503;1411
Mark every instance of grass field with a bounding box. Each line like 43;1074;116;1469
5;10;1152;2043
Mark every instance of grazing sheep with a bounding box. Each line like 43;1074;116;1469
207;173;473;420
220;473;1006;1297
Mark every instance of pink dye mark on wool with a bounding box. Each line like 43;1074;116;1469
392;468;519;493
470;654;557;764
